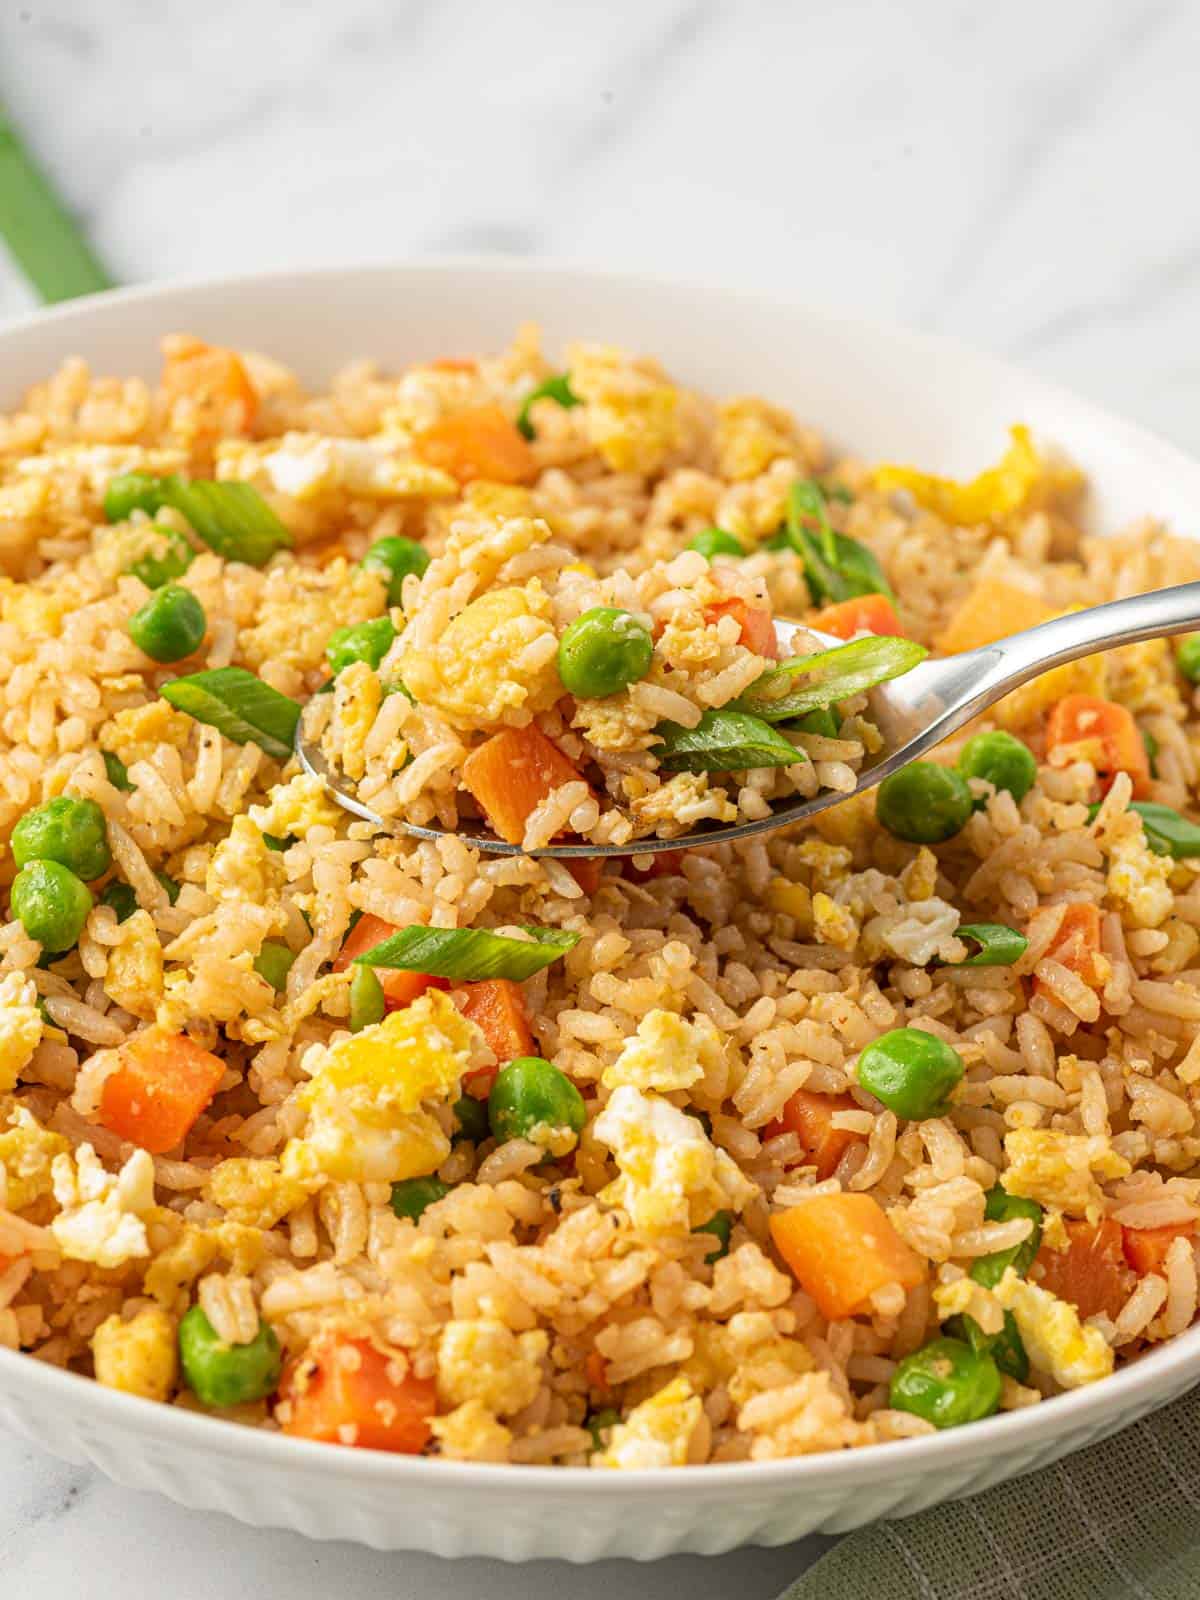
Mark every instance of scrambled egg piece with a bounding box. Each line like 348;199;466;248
629;771;738;830
1002;1129;1132;1219
218;432;456;503
0;1106;68;1212
595;1375;700;1469
249;774;342;839
602;1010;722;1094
0;972;44;1094
715;397;799;482
401;582;561;729
92;1306;178;1402
593;1085;756;1235
51;1144;157;1268
994;1268;1114;1388
766;878;813;926
1107;819;1175;929
206;816;286;911
285;990;476;1183
812;891;859;952
0;573;65;638
567;344;681;476
204;1156;317;1228
104;910;164;1020
144;1220;266;1310
684;1313;814;1405
436;1318;548;1416
14;443;184;499
99;699;196;765
430;1399;513;1463
874;426;1081;525
238;562;385;678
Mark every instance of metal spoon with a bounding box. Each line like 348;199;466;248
296;581;1200;858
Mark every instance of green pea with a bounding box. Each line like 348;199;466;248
12;795;112;881
178;1304;282;1408
389;1175;450;1222
696;1209;732;1262
253;940;295;993
1177;634;1200;684
156;870;181;905
361;536;430;606
127;525;194;590
452;1094;490;1144
11;860;93;953
326;616;396;676
876;761;973;843
99;881;138;923
970;1188;1043;1288
586;1406;620;1451
102;750;135;792
128;583;207;663
557;607;654;699
947;1310;1029;1384
857;1028;965;1120
958;730;1037;807
889;1336;1002;1429
349;963;385;1032
103;471;166;523
688;527;745;561
488;1056;587;1146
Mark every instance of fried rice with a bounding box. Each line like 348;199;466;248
1;328;1199;1466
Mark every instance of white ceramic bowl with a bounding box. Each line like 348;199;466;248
2;262;1199;1561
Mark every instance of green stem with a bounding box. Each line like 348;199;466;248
0;105;113;302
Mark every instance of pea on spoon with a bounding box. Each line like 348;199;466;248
295;581;1200;857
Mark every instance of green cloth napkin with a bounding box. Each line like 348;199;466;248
779;1383;1200;1600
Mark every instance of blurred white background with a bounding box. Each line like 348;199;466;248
0;1;1197;1595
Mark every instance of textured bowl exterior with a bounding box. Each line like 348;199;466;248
2;261;1200;1560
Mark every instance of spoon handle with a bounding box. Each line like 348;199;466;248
965;580;1200;701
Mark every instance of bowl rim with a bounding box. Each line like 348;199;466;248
2;256;1199;1495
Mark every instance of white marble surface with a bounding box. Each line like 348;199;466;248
1;0;1199;1592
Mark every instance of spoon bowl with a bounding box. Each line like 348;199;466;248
296;579;1200;857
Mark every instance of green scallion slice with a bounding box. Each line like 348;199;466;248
0;109;113;303
516;374;580;440
651;708;803;773
102;750;134;792
951;923;1029;967
354;924;580;982
783;479;893;604
160;667;300;762
735;635;926;723
162;478;291;567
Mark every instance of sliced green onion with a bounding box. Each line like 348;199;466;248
735;635;927;723
155;871;181;905
651;709;803;773
516;374;580;440
951;923;1029;968
102;750;134;792
160;667;300;762
0;110;113;303
262;832;294;853
99;881;138;923
794;707;840;739
1142;728;1160;779
348;964;385;1032
162;479;291;567
784;479;893;604
1088;799;1200;859
354;923;580;982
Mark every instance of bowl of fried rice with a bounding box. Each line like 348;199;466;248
2;261;1200;1560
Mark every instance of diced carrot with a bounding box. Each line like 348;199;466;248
622;849;686;883
413;404;535;485
1034;1218;1134;1322
704;597;779;659
458;979;535;1096
462;725;587;846
0;1255;13;1274
332;914;449;1012
935;579;1056;654
1122;1220;1196;1277
567;857;604;895
98;1029;226;1155
765;1089;865;1181
1045;694;1151;799
161;335;257;436
770;1193;926;1321
429;357;478;372
809;594;904;641
1032;903;1104;1000
280;1334;435;1453
585;1350;610;1393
